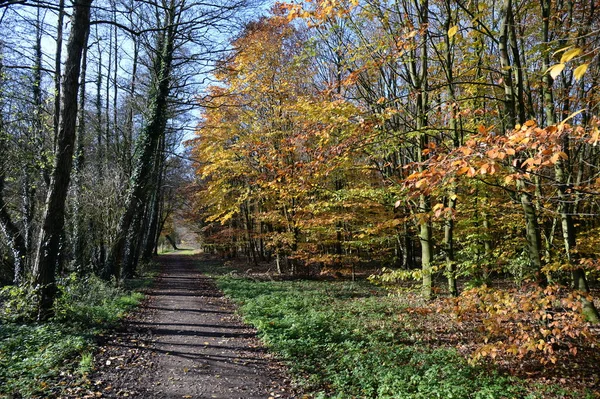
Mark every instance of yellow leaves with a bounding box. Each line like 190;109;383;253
414;178;428;189
406;30;418;39
457;166;470;176
547;47;588;81
573;63;589;81
447;25;458;38
546;63;565;79
560;47;581;63
559;109;585;126
590;127;599;146
552;45;573;58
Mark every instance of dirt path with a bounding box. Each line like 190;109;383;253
87;255;294;399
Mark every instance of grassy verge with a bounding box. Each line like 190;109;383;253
0;263;158;398
157;248;200;256
213;273;592;399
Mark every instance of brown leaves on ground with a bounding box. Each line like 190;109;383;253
393;282;600;397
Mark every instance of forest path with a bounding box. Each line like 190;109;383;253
88;254;293;399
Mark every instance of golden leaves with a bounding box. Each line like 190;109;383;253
573;63;589;81
547;47;588;81
559;47;581;63
546;63;565;79
447;25;458;38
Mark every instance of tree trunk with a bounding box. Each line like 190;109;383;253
555;136;600;322
499;0;516;131
72;27;89;274
122;202;146;279
443;3;459;296
32;0;93;321
105;3;177;280
0;167;27;284
540;0;555;126
165;234;178;250
52;0;65;150
516;179;545;284
410;0;433;300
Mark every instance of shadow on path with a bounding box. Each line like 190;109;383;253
88;254;293;399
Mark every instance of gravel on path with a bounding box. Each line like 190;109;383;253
86;254;295;399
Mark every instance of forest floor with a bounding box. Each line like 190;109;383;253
60;253;600;399
77;254;295;399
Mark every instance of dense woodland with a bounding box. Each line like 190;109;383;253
0;0;248;319
1;0;600;388
188;0;600;362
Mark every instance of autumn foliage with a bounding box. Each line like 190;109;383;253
188;0;600;368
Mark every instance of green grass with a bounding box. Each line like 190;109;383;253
0;267;154;398
212;273;586;399
157;248;200;255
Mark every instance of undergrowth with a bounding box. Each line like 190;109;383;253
0;263;156;398
214;274;594;399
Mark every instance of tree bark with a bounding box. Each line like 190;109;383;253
0;171;27;283
32;0;92;321
410;0;433;300
499;0;516;131
105;2;177;280
52;0;65;150
141;134;165;262
555;136;600;322
72;27;89;273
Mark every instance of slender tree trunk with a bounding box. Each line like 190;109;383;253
0;104;27;282
443;3;459;296
105;3;177;280
497;0;545;285
122;202;145;279
555;137;600;322
23;10;44;271
499;0;516;131
124;32;139;177
141;137;165;261
52;0;65;150
92;29;107;271
515;179;545;284
411;0;433;300
508;8;526;125
165;234;178;251
541;0;555;126
33;0;93;321
112;0;119;153
73;29;89;273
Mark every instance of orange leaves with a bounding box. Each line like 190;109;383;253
455;284;594;366
283;0;359;24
